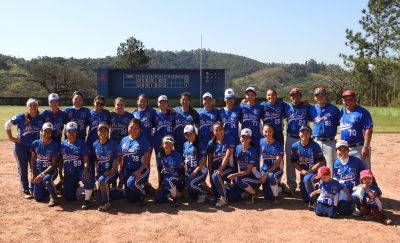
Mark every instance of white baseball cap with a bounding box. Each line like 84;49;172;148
42;122;54;131
224;89;235;98
184;125;195;134
158;95;168;103
203;92;213;99
240;128;252;137
48;93;60;102
162;135;174;144
66;122;78;131
336;140;349;149
245;87;256;94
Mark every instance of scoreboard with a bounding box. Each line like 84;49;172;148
97;68;225;98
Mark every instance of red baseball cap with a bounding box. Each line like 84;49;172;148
290;87;302;95
342;90;356;98
314;87;327;95
315;166;330;179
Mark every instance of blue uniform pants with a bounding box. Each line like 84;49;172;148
315;202;338;218
125;167;150;202
33;169;58;201
98;171;123;203
63;167;94;201
211;167;236;199
186;171;207;196
300;173;318;203
13;145;32;192
262;169;283;200
154;174;179;203
228;174;261;202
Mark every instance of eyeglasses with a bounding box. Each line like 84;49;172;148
96;102;105;106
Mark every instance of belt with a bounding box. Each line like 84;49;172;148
348;142;364;148
314;137;335;142
287;134;300;139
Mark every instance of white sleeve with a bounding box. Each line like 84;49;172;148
5;120;13;130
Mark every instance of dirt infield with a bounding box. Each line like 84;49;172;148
0;134;399;242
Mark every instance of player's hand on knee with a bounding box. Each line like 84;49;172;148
83;170;90;180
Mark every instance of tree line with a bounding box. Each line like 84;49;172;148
0;0;399;107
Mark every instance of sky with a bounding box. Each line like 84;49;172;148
0;1;368;65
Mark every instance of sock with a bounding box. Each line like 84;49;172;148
271;185;279;197
84;190;93;200
168;187;177;197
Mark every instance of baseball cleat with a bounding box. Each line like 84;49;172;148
82;200;90;210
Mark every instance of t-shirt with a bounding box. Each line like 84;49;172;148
317;179;344;206
119;135;151;171
260;138;284;171
60;138;90;175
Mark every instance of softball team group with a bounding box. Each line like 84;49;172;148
4;87;392;225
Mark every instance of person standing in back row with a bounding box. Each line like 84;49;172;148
339;90;373;169
309;87;340;173
284;88;311;196
240;87;263;157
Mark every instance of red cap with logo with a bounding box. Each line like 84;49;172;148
342;90;356;98
315;166;331;179
290;87;302;95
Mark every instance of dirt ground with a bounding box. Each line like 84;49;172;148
0;134;399;243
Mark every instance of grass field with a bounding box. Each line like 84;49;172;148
1;105;400;141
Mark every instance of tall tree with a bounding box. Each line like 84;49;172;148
318;66;353;104
26;61;96;97
115;37;151;68
340;0;400;106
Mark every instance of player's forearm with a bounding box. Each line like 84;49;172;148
364;128;373;145
292;162;303;172
267;157;282;173
309;161;322;173
137;152;151;173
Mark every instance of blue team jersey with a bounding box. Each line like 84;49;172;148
108;112;134;142
240;103;263;138
87;109;110;145
183;140;207;172
363;184;381;208
132;107;156;144
291;140;323;170
156;150;184;176
41;109;68;140
310;103;340;138
317;179;344;206
219;107;242;143
339;106;373;144
60;138;90;175
31;139;60;172
63;106;91;140
197;107;219;145
333;156;366;192
260;101;287;133
93;139;120;174
153;111;175;142
284;103;311;135
260;138;284;171
119;135;151;171
173;107;199;141
207;135;236;169
10;113;44;149
235;145;258;172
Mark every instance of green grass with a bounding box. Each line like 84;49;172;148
1;105;400;141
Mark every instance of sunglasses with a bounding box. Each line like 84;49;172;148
96;102;105;106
